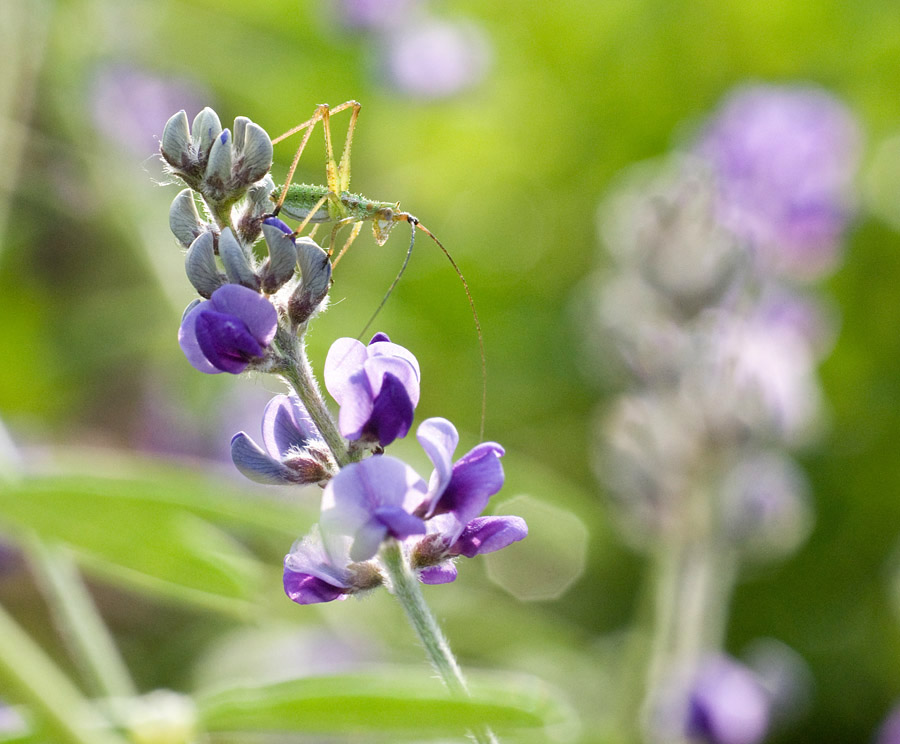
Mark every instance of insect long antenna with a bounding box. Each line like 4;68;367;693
357;220;417;342
414;220;487;442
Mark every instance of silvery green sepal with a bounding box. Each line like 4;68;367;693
181;297;202;321
218;228;260;291
185;232;226;298
237;175;276;244
160;110;192;171
202;129;235;202
289;237;332;326
234;121;274;185
260;220;299;294
169;189;206;249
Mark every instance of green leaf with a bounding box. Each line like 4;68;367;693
196;668;575;740
0;449;315;616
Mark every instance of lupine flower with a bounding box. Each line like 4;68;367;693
324;333;420;447
319;455;428;562
876;704;900;744
684;655;771;744
231;393;334;485
178;284;277;374
695;84;861;279
283;527;383;604
335;0;422;31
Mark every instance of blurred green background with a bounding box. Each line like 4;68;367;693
3;0;900;741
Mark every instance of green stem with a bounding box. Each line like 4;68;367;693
27;537;137;700
379;540;498;744
0;601;130;744
274;327;352;467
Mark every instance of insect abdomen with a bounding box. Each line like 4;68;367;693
275;183;332;223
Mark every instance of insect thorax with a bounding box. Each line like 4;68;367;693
273;183;398;224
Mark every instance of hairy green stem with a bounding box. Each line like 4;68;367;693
274;326;352;467
27;538;137;700
380;540;498;744
0;601;130;744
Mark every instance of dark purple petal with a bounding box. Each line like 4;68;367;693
231;432;302;485
434;442;505;524
195;310;265;373
178;300;220;374
263;216;294;235
283;567;347;604
419;563;458;584
452;516;528;558
208;283;277;346
261;394;319;458
362;372;415;446
369;332;391;344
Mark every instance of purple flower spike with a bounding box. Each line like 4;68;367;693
685;655;770;744
179;284;277;374
324;335;421;446
231;393;333;485
452;516;528;558
416;417;505;525
320;455;428;562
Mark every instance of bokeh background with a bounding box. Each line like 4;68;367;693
3;0;900;741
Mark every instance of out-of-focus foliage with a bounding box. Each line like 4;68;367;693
3;0;900;742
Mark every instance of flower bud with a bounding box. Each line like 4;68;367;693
235;120;274;185
203;129;234;201
218;228;259;291
169;188;205;249
289;237;332;326
191;107;222;164
260;218;298;293
185;231;226;298
160;110;192;170
236;175;275;244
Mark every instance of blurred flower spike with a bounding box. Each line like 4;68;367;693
695;84;862;280
284;416;525;603
324;333;421;448
178;284;277;374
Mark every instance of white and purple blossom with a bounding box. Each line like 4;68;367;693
320;455;428;562
231;393;334;485
178;284;277;375
324;333;420;447
695;84;862;279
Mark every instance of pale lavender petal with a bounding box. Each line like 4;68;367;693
363;355;420;405
419;563;458;584
230;432;300;485
350;519;389;562
686;656;770;744
324;337;368;404
177;300;220;374
336;372;376;440
284;530;352;588
208;284;277;346
453;516;528;557
373;505;426;541
367;340;421;388
261;393;319;457
283;569;347;604
417;417;458;509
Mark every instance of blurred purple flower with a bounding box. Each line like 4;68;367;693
89;63;208;157
231;393;334;485
380;17;491;99
335;0;422;31
178;284;277;375
685;655;771;744
876;704;900;744
695;84;861;279
320;455;428;562
324;333;420;447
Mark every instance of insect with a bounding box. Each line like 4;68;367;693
268;101;487;438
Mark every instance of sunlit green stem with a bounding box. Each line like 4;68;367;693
274;326;352;467
380;540;498;744
0;601;130;744
27;537;137;700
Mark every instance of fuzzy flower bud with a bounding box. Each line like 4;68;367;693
169;188;207;249
184;231;226;299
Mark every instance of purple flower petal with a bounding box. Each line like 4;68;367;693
178;300;221;373
283;568;348;604
434;442;505;524
209;283;278;346
369;332;391;344
374;505;428;541
417;417;458;506
324;338;369;404
261;393;319;457
452;516;528;557
231;432;302;485
283;529;353;605
419;563;458;584
362;372;415;446
195;310;265;373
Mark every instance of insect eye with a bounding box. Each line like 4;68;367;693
381;208;394;221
